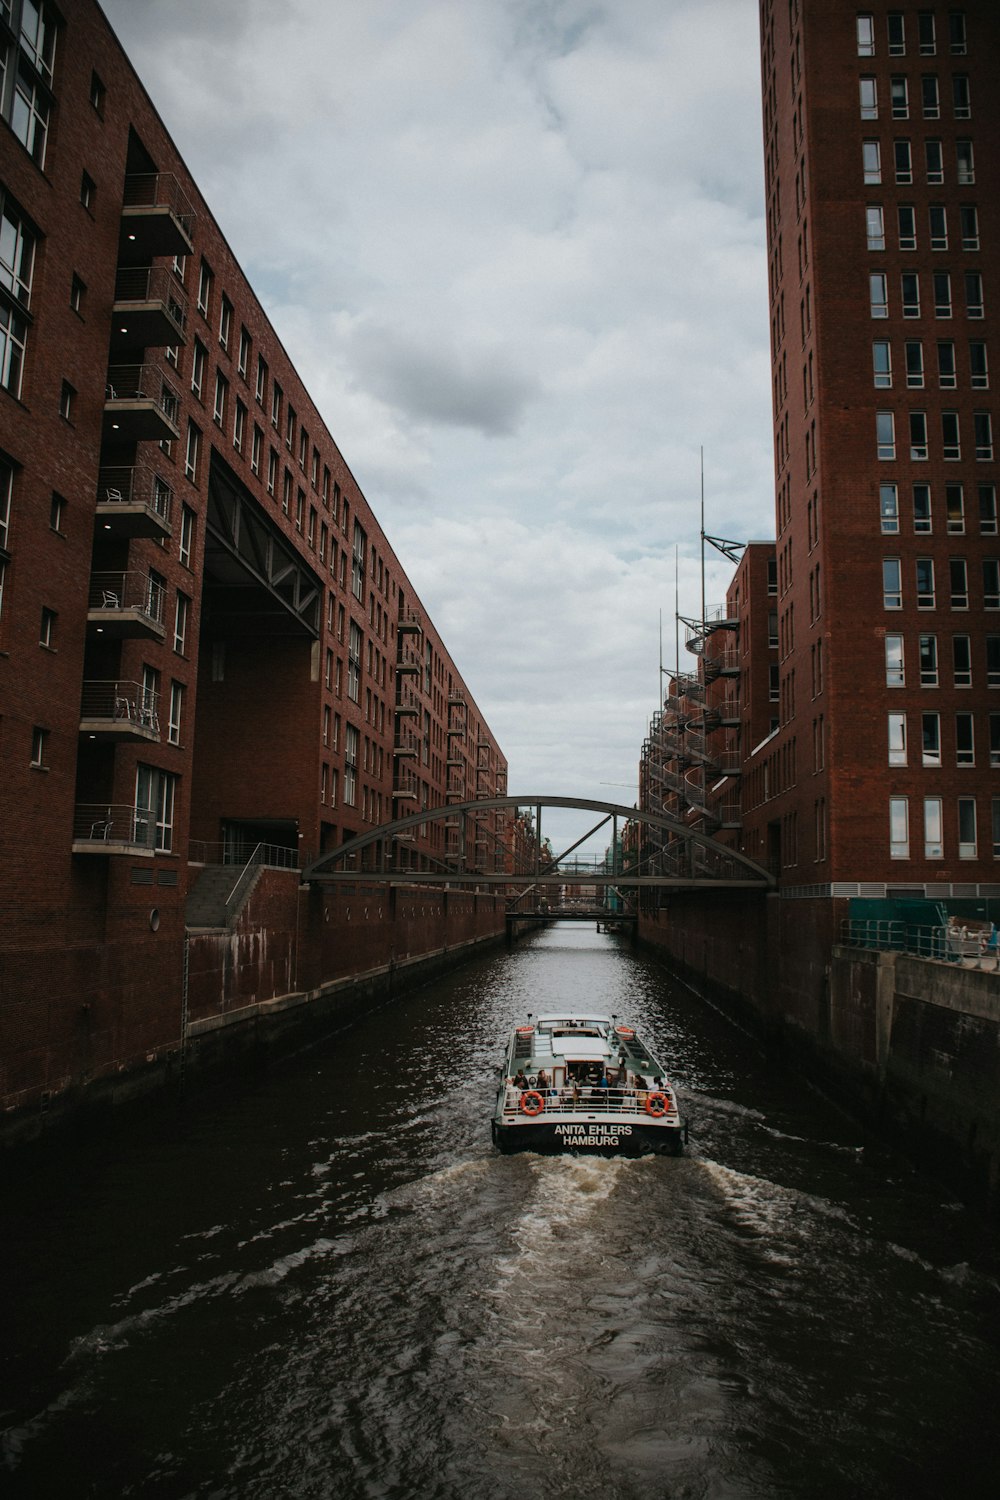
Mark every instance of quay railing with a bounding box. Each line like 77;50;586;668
841;918;999;967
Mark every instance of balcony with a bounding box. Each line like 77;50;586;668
393;774;418;801
112;266;188;350
72;803;156;856
87;571;167;641
104;364;180;444
393;733;419;759
79;680;160;742
120;172;195;258
397;609;422;635
95;464;173;540
396;654;420;676
395;685;420;717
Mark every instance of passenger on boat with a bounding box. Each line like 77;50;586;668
513;1068;529;1089
537;1068;550;1089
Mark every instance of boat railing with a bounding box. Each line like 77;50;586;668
500;1086;676;1119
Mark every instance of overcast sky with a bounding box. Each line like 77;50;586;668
101;0;773;855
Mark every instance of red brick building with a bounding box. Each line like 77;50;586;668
0;0;507;1125
754;0;1000;893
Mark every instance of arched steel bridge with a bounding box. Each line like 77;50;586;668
303;796;774;902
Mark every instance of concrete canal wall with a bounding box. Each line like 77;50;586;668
640;896;1000;1209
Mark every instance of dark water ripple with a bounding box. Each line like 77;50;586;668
2;925;1000;1498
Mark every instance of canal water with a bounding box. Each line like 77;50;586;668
3;924;1000;1499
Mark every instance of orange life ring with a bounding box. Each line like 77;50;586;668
645;1091;669;1117
519;1090;545;1116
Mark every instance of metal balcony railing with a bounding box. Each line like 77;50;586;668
73;803;157;851
114;265;188;332
122;172;195;239
105;363;180;423
88;570;167;626
840;919;999;966
80;679;159;731
97;464;173;527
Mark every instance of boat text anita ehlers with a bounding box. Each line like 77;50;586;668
491;1012;687;1156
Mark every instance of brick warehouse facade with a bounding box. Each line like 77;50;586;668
638;2;1000;1050
0;0;508;1129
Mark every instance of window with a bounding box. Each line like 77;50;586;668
919;633;938;685
870;272;889;319
949;11;967;54
917;11;935;54
185;421;201;483
916;556;934;607
30;725;48;769
890;75;907;117
135;765;177;853
932;272;951;317
877;410;895;459
913;483;932;532
894;139;912;182
988;636;1000;689
238;325;251;377
197;259;212;317
873;340;892;387
39;605;55;647
348;621;362;702
890;797;909;859
857;14;875;54
956;713;975;766
888;712;907;765
255;354;267;404
866;205;885;250
191;339;206;398
233;398;246;454
897;204;916;249
945;483;964;533
59;380;74;421
950;557;969;609
352;520;366;600
213;370;227;427
886;633;905;685
959;205;979;250
979;484;997;535
958;798;976;860
936;340;955;388
880;482;899;532
965;272;984;319
956;139;974;184
883;557;902;609
984;559;1000;610
862;140;881;183
49;491;63;532
89;70;105;114
267;447;277;497
888;12;905;54
168;682;184;745
953;74;971;118
928;203;947;249
910;410;928;460
860;77;878;118
179;505;194;567
218;294;232;351
942;410;961;460
924;797;943;859
174;592;189;654
285;403;295;451
922;712;941;765
271;380;282;429
991;716;1000;768
70;272;85;313
902;272;920;317
251;423;262;476
970;343;988;389
905;340;924;387
921;74;940;117
974;411;994;461
10;53;52;166
295;487;304;533
925;139;943;183
344;725;358;807
954;634;972;687
0;195;35;398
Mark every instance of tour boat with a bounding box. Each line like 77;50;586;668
491;1012;687;1156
